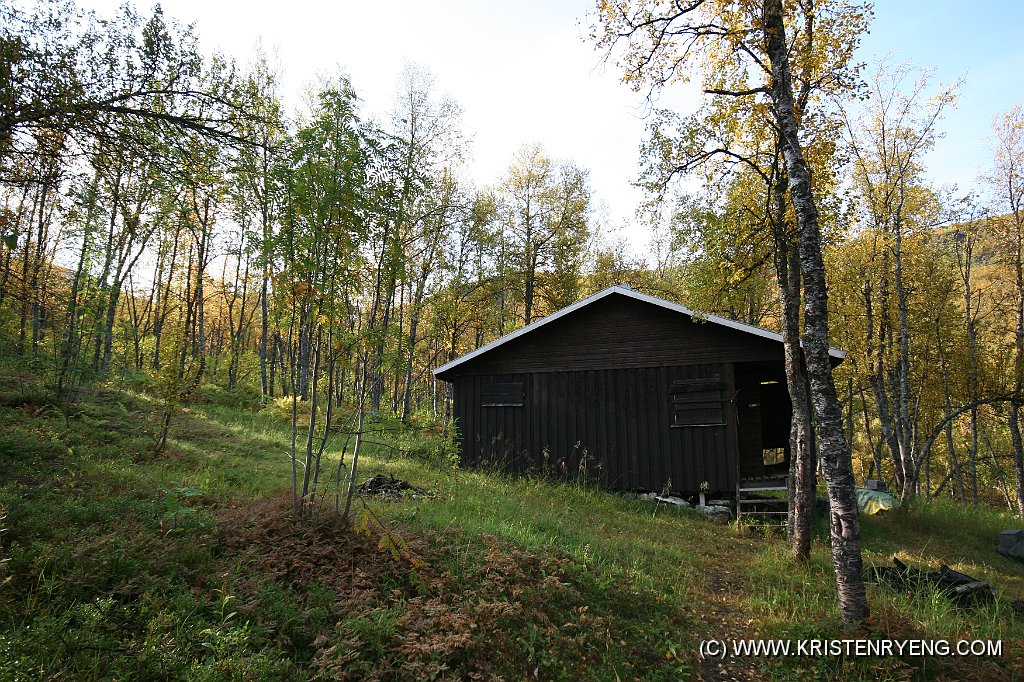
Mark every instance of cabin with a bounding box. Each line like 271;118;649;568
432;285;845;496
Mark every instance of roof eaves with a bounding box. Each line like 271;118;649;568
619;288;845;360
432;286;623;376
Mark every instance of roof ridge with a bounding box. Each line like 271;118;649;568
432;285;845;377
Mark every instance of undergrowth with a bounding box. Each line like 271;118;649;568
0;364;1022;679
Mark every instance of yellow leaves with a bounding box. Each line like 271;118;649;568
378;531;408;562
290;280;317;300
354;509;424;568
267;274;325;307
353;509;371;536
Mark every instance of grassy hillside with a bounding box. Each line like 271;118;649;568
1;364;1022;680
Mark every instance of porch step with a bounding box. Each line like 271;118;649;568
736;476;789;523
738;476;787;491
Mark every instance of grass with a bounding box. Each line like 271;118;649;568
1;363;1022;679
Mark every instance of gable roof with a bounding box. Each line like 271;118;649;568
432;285;846;377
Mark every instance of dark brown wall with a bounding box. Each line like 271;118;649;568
440;292;802;492
451;363;739;493
438;293;784;379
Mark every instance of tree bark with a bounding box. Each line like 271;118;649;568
935;318;966;501
957;228;981;504
763;0;868;622
864;260;903;491
260;272;270;396
780;245;815;563
770;160;814;563
300;327;323;516
30;175;53;356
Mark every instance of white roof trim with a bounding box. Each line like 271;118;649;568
432;285;846;376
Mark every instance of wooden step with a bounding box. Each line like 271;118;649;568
737;476;789;522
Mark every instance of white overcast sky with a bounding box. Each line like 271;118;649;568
74;0;1024;252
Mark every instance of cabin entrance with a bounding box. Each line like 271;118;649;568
734;365;793;522
734;366;792;481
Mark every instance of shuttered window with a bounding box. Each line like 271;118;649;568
482;382;523;407
670;377;726;427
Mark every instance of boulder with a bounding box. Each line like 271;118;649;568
696;504;732;523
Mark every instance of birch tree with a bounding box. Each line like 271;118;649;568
602;0;862;563
1;2;249;170
989;105;1024;516
593;0;870;621
498;144;591;326
839;66;958;499
231;54;287;398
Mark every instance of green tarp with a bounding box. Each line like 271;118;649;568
855;487;900;515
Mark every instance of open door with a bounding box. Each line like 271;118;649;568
735;382;764;479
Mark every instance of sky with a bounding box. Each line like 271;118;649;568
74;0;1024;252
857;2;1024;195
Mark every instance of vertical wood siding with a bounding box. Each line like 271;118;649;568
452;363;740;493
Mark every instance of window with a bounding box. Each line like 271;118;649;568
482;382;523;407
763;447;786;466
670;377;726;427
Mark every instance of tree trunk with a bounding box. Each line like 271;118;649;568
260;273;270;397
297;304;311;399
892;222;917;497
30;177;52;356
958;229;981;504
770;164;814;563
300;327;323;516
1012;204;1024;516
56;210;93;411
1013;406;1024;516
18;199;33;355
763;0;868;622
401;229;442;423
100;285;120;371
781;247;815;564
864;271;903;491
935;318;966;501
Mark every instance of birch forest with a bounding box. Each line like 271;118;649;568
3;0;1024;519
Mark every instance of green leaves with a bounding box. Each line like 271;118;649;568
495;144;592;324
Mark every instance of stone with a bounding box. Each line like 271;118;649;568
696;504;732;523
999;529;1024;549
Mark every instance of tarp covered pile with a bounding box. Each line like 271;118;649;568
855;487;900;515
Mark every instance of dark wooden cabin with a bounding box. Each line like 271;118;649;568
432;285;845;495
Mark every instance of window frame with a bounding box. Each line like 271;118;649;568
481;381;524;407
669;376;726;428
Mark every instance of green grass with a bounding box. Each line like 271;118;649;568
1;365;1022;680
